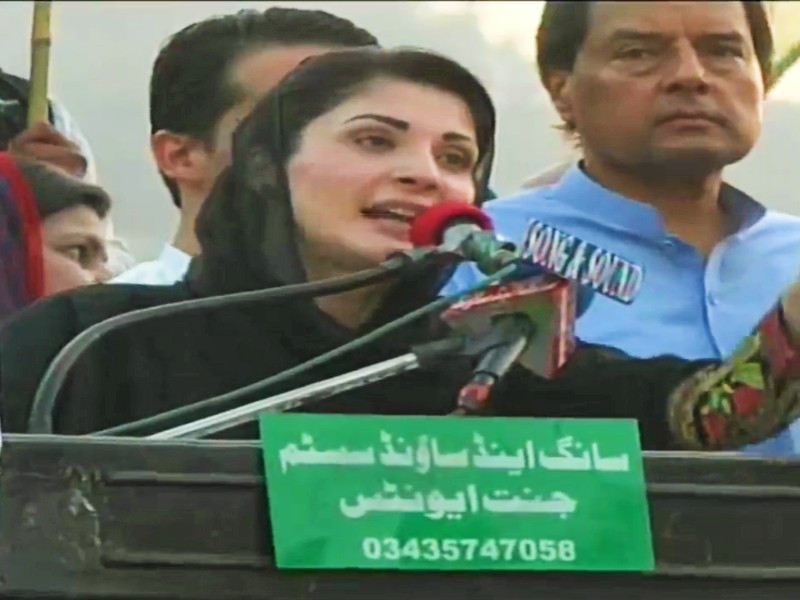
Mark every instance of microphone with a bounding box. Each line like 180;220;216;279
409;201;517;276
442;275;576;415
410;201;644;305
442;275;576;378
409;201;492;246
409;201;643;414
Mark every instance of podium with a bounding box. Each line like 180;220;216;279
3;434;800;599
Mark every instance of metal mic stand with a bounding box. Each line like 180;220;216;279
147;354;420;440
147;337;473;440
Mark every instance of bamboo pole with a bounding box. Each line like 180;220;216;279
27;1;52;126
769;39;800;93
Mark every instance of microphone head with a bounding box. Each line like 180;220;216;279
409;201;493;248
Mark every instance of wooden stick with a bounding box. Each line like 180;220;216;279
27;1;52;126
769;38;800;93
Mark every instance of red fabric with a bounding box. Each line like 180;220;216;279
732;386;765;418
759;307;800;380
0;152;44;317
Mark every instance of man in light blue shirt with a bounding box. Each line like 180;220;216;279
450;166;800;362
446;1;800;454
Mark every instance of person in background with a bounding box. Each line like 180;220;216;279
112;7;378;285
0;153;111;322
1;48;798;453
443;0;800;455
1;67;135;276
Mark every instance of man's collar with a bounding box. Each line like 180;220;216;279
550;162;766;239
719;182;766;235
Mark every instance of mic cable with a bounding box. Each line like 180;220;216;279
95;264;517;437
28;256;417;434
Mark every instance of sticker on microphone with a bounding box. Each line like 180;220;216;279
521;220;644;304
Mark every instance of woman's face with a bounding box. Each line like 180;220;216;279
286;78;480;279
41;205;110;296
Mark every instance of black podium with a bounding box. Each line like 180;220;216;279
2;434;800;599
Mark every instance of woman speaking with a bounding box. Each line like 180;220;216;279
0;48;797;451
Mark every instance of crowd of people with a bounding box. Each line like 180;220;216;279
2;1;800;455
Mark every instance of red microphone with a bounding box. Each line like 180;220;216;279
409;201;516;275
410;203;641;306
409;201;493;248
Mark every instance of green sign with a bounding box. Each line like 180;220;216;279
259;414;654;571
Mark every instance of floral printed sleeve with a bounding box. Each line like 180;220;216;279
667;307;800;450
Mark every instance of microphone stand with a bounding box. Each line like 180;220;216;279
147;337;468;440
146;329;517;440
148;354;419;440
451;314;534;416
28;256;422;434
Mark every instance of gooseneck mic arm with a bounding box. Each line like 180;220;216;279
146;323;528;440
146;337;468;440
149;354;422;439
93;264;519;437
28;257;414;434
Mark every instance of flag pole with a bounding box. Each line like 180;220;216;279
27;1;52;126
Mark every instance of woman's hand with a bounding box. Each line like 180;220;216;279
8;121;87;178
